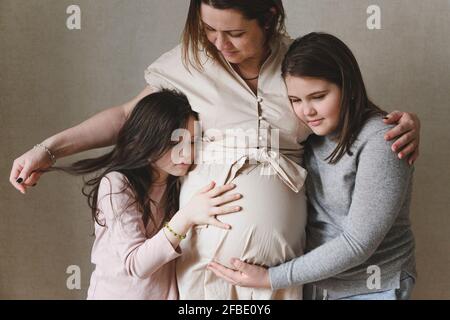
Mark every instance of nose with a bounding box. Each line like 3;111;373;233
215;32;229;51
303;103;317;117
178;143;194;165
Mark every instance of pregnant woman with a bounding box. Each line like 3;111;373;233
10;0;421;300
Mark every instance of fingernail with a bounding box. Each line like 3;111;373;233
399;153;403;159
16;178;23;184
32;183;37;187
383;116;389;120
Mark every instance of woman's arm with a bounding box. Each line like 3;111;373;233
9;86;155;194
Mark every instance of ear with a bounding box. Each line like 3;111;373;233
265;7;277;29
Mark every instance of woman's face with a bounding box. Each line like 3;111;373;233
200;3;267;65
285;76;342;136
154;116;198;180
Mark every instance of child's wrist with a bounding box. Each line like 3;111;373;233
172;210;193;231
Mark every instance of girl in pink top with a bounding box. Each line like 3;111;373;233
53;90;242;299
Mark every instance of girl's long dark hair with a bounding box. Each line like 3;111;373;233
282;32;387;164
50;90;198;230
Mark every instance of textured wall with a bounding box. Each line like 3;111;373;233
0;0;448;299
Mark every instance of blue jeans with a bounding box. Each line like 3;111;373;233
304;273;415;300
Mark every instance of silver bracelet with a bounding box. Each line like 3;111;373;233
34;144;56;165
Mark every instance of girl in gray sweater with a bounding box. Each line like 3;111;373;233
207;32;416;300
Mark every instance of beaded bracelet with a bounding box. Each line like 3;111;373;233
34;144;56;165
164;222;186;240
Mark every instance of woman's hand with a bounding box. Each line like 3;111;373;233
383;111;421;165
9;86;156;195
9;146;53;194
207;258;271;289
179;181;242;230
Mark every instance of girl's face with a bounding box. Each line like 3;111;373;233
154;116;197;181
201;3;267;65
285;76;342;136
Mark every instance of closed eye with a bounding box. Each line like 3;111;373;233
203;23;244;37
229;32;245;38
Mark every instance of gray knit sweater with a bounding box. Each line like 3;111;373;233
269;116;416;299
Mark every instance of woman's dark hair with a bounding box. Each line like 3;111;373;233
50;90;198;230
182;0;286;70
282;32;387;164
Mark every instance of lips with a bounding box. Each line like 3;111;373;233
307;119;324;127
221;51;237;56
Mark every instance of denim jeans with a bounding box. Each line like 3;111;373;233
304;273;415;300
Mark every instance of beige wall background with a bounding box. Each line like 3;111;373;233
0;0;448;299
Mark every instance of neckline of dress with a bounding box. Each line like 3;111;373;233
223;36;282;97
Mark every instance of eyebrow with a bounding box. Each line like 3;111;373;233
202;21;245;32
288;90;329;99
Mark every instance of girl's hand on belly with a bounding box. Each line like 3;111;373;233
207;258;271;289
179;181;243;230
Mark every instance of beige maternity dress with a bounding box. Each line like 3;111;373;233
144;35;312;300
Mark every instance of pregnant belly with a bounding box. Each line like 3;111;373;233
178;164;307;270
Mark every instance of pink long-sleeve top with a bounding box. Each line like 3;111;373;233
87;171;181;300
